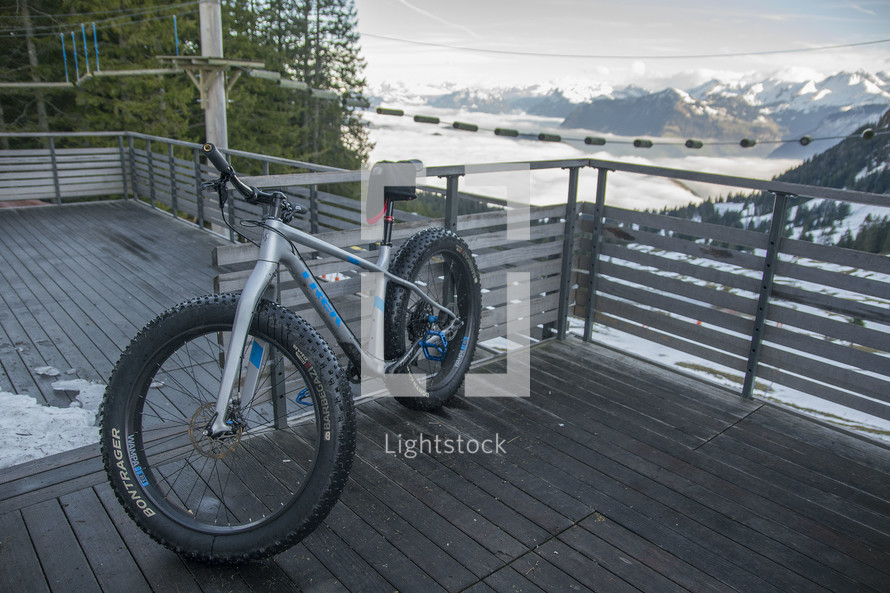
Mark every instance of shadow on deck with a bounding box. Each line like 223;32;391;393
1;202;888;593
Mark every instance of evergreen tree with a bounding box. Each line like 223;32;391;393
223;0;369;169
653;108;890;253
74;1;200;142
0;1;370;167
0;0;72;146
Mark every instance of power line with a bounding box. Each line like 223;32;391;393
361;33;890;60
0;2;199;23
0;3;199;37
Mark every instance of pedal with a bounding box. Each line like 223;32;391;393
420;330;448;361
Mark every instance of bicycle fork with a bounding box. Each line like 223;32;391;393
208;258;278;437
206;226;373;437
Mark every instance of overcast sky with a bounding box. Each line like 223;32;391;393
353;0;890;89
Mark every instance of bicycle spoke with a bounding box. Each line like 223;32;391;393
127;324;323;531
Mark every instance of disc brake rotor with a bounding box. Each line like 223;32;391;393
407;301;434;342
188;402;242;459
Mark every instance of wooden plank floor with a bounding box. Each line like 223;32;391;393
0;201;226;406
1;202;889;592
1;339;888;592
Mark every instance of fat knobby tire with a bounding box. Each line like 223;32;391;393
384;227;482;411
99;293;356;563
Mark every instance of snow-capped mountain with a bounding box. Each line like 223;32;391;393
561;86;784;142
370;79;637;116
368;71;890;158
563;71;889;155
368;80;464;107
688;71;890;113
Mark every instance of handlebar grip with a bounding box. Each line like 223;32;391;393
202;143;230;173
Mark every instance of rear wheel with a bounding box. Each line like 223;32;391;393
100;294;355;563
384;228;482;410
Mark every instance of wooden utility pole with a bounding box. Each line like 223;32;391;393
199;0;227;149
21;0;50;139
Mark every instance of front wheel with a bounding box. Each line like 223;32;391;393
100;294;355;563
384;228;482;410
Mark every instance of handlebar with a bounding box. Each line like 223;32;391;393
202;143;304;214
202;142;230;172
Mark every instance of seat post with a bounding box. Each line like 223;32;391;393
381;199;395;247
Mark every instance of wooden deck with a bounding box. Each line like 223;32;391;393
0;201;226;406
1;202;889;592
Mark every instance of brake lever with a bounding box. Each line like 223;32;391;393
279;200;297;223
278;198;309;224
200;173;231;211
216;181;229;210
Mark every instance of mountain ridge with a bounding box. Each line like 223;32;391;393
369;70;890;158
560;71;889;150
656;108;890;252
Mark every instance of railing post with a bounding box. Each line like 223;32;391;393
556;166;581;340
118;135;129;199
193;147;205;229
146;139;156;208
128;135;137;200
168;142;178;217
742;191;790;398
48;136;61;205
443;174;460;232
310;185;319;234
583;167;609;342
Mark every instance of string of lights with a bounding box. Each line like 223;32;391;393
4;8;885;151
7;66;883;152
363;105;887;151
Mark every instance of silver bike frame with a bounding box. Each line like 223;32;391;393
208;214;458;435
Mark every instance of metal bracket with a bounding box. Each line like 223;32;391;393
156;56;263;110
583;167;610;341
742;191;790;398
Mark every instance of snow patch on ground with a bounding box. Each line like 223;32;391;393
0;378;105;469
568;318;890;443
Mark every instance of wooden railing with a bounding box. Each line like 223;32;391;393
573;161;889;421
1;132;888;423
1;132;393;241
218;158;889;421
0;133;127;202
0;132;502;242
575;200;890;420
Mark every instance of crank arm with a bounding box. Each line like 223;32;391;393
383;339;424;375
